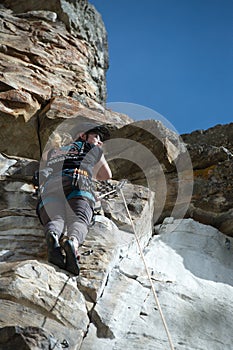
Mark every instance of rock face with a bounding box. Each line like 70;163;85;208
0;261;89;349
0;1;233;349
1;184;233;350
0;152;157;349
81;218;233;350
108;119;233;236
0;0;131;159
182;124;233;236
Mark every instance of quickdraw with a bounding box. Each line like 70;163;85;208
97;179;127;200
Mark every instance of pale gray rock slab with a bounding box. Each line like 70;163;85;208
0;260;89;349
80;323;116;350
82;218;233;350
16;10;58;22
101;183;155;241
77;216;122;302
81;268;149;344
119;255;145;279
0;154;17;175
0;215;45;261
77;185;155;302
153;218;233;285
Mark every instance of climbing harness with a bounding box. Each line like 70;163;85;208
120;187;175;350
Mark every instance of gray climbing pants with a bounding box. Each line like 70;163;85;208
38;197;93;245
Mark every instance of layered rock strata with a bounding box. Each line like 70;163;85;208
0;1;233;349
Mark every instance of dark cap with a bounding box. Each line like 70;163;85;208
71;121;110;142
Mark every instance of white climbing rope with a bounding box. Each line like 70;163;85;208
120;188;175;350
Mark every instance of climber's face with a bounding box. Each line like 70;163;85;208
87;132;103;146
78;131;103;146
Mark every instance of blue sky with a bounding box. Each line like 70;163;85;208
89;0;233;134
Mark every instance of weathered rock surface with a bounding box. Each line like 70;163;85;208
0;1;233;349
81;218;233;350
0;2;131;159
1;0;232;235
182;126;233;236
0;261;89;349
182;123;233;153
1;152;233;350
0;150;157;349
107;119;233;236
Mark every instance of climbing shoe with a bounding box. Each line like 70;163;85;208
63;239;80;276
45;231;65;269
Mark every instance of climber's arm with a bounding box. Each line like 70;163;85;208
93;154;112;181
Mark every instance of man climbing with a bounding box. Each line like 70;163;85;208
37;122;112;275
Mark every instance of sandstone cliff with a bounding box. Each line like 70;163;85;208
0;1;233;349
